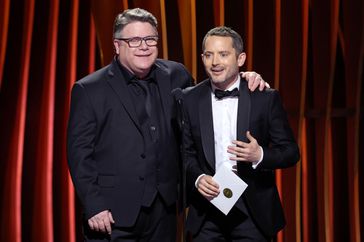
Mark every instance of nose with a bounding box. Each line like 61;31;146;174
212;55;219;65
139;39;149;49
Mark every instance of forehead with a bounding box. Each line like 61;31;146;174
204;36;234;51
120;21;157;37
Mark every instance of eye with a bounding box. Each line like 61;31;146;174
129;37;142;44
220;52;229;57
204;53;212;59
145;37;158;45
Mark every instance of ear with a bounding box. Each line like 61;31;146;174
200;54;204;65
237;52;246;67
113;40;120;55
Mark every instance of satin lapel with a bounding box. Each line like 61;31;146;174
154;66;172;134
106;63;142;133
237;81;251;142
199;81;216;170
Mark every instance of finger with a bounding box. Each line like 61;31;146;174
259;79;265;91
227;147;244;157
200;185;219;197
241;72;255;91
200;180;219;194
96;219;106;233
108;212;115;224
246;131;256;142
198;188;216;200
231;140;249;148
199;178;219;194
202;176;219;188
88;219;95;230
104;219;112;234
249;74;259;91
92;221;100;232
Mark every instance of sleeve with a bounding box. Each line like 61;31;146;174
259;90;300;170
182;97;204;194
67;83;107;219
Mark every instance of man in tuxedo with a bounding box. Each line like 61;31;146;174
182;26;300;241
67;9;266;241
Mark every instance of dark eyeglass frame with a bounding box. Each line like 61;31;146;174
116;36;159;48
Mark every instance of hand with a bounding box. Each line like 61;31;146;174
88;210;115;234
196;175;220;200
241;72;270;91
228;131;262;162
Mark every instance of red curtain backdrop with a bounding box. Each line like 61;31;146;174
0;1;363;242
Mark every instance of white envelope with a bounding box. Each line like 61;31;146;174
210;163;248;215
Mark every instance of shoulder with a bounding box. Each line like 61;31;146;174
249;87;286;115
155;59;191;78
184;79;209;94
155;59;187;72
76;64;111;87
72;63;117;98
155;59;193;88
182;79;210;102
250;86;280;100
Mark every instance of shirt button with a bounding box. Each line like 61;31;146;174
150;126;156;131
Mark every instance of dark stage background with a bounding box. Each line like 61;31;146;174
0;0;363;241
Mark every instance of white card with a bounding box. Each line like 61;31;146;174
210;163;248;215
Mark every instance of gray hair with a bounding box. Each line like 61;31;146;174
202;26;244;55
113;8;158;38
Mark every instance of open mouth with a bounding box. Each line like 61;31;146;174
211;68;224;75
135;54;152;57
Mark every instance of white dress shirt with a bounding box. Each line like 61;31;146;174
211;78;240;170
195;76;263;187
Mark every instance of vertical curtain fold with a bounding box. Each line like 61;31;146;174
0;1;362;241
0;0;35;241
343;0;364;241
0;0;10;88
30;0;59;241
310;0;339;240
52;1;79;241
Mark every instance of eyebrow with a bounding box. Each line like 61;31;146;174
203;50;231;54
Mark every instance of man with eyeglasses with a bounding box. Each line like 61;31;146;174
67;8;267;241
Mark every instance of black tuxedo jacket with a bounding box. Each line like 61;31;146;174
182;79;300;237
67;58;192;227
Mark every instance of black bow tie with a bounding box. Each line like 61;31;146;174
214;88;240;100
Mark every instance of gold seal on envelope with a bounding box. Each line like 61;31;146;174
223;188;233;198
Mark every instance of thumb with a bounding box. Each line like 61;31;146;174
240;71;246;78
246;131;256;142
108;211;115;223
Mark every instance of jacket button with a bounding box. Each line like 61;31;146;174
139;176;144;181
140;154;146;159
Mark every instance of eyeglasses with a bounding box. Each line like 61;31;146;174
116;36;159;48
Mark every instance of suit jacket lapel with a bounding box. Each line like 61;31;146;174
237;81;251;142
154;64;172;134
106;61;142;134
199;81;216;170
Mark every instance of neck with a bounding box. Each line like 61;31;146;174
214;74;239;90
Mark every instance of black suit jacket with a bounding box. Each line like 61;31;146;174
182;79;300;237
67;58;192;227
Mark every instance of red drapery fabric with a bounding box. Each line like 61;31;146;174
0;1;363;241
